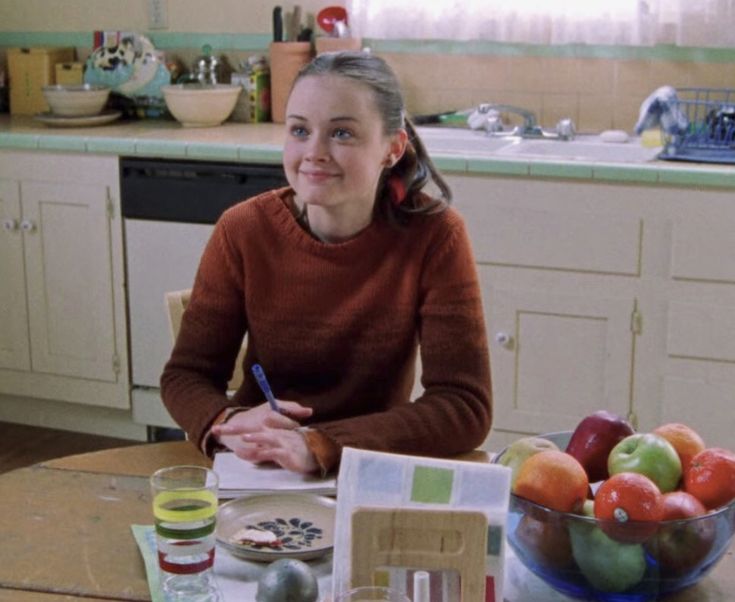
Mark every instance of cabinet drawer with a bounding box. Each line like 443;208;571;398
671;215;735;284
667;302;735;362
464;206;641;275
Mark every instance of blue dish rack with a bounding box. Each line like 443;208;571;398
658;87;735;164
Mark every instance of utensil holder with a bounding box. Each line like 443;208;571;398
269;42;313;123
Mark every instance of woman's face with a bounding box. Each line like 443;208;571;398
283;74;406;216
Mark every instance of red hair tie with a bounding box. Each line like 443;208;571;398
387;174;407;206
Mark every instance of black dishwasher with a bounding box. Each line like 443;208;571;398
120;157;287;434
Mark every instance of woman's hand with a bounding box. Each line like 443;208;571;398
237;428;319;474
210;401;318;473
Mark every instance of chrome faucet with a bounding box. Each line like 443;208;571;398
468;103;576;140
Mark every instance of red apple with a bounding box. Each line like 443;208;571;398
565;410;635;482
515;514;574;570
646;491;715;576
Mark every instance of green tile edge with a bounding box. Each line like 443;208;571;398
237;146;282;164
134;139;187;158
186;142;240;161
592;165;660;184
3;32;735;63
466;158;530;176
529;161;593;179
657;168;735;188
0;132;39;149
85;137;137;154
38;135;87;151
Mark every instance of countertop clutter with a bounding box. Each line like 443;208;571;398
1;114;735;188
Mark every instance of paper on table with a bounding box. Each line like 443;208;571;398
213;452;337;497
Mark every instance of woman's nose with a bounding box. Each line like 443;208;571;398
304;135;330;161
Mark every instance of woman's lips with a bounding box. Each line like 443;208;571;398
301;170;338;183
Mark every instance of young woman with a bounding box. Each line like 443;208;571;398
160;51;492;474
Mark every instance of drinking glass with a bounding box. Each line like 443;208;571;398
334;586;411;602
150;465;221;600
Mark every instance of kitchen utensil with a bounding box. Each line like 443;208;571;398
272;6;284;42
316;6;348;35
42;83;110;117
288;5;302;42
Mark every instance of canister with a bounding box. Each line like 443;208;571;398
55;62;84;86
7;47;75;115
269;42;312;123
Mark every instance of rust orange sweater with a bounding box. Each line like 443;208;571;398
160;188;492;470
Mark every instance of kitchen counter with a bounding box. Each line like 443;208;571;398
1;115;735;188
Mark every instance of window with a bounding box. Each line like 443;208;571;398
346;0;735;47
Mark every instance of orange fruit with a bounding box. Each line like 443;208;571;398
652;423;706;473
684;447;735;510
512;450;589;513
594;472;664;543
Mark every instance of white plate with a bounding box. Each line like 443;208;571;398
216;493;336;562
34;110;122;128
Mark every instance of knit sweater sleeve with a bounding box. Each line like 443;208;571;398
160;211;248;449
312;213;492;465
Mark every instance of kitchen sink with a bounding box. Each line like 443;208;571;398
495;136;661;163
416;127;661;164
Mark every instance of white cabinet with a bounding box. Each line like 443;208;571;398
448;173;735;450
0;150;129;410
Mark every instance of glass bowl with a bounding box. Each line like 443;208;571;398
494;431;735;601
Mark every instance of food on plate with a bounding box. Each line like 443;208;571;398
683;447;735;510
496;435;559;487
569;522;647;593
608;433;682;493
256;558;319;602
652;422;706;473
594;472;664;543
513;449;589;513
230;526;280;548
565;410;635;482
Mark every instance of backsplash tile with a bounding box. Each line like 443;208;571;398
384;51;731;133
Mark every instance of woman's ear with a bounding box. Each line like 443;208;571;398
385;128;409;167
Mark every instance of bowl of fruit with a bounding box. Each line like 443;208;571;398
494;412;735;601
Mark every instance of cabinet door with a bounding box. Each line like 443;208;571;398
484;280;634;434
0;179;31;371
21;181;118;381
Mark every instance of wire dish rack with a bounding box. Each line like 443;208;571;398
659;87;735;164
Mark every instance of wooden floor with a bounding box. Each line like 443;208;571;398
0;421;140;474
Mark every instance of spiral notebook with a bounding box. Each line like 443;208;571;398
212;452;337;498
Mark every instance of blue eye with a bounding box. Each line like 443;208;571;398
289;125;309;138
333;128;353;140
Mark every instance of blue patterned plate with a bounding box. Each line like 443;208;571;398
84;32;170;100
216;493;336;562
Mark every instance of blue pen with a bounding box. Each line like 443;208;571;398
251;364;281;413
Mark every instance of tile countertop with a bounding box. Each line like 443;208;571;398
1;115;735;189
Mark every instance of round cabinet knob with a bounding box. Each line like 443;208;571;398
20;219;35;232
495;332;513;348
2;218;18;232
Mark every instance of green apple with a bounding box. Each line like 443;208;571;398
569;522;647;593
607;433;682;493
496;436;559;487
582;498;595;517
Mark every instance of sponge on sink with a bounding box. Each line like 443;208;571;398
600;130;629;143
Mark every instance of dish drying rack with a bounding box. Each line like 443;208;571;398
659;87;735;164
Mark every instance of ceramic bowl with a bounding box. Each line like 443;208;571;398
42;84;111;117
161;83;241;127
494;431;735;601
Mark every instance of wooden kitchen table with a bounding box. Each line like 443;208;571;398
0;441;731;601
